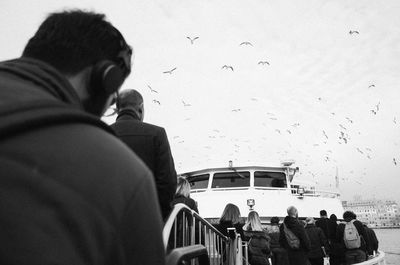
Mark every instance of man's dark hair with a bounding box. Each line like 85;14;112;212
343;211;356;220
23;10;129;75
320;210;327;216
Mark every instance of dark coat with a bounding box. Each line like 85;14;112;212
244;230;271;265
0;58;165;265
363;225;378;255
305;224;329;258
336;218;370;252
111;110;177;220
315;218;330;239
171;195;199;213
215;221;245;240
279;216;311;265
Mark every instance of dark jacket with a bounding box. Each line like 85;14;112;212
244;230;271;265
215;220;245;240
279;216;311;265
305;223;329;258
171;195;199;213
336;218;370;252
363;225;378;255
315;218;330;239
111;110;177;220
0;58;165;265
268;225;282;249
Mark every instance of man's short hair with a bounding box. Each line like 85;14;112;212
343;211;356;220
320;210;327;216
117;89;143;110
23;10;130;75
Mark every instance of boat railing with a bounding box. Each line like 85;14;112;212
290;187;340;198
356;251;386;265
164;203;239;265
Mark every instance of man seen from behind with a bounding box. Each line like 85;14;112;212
0;10;164;265
111;89;177;220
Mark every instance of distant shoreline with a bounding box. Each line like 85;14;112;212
372;226;400;229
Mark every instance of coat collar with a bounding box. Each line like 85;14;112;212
116;109;141;121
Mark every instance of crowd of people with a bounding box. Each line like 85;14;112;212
0;8;380;265
211;204;379;265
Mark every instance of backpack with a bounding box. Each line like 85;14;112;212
343;220;361;249
247;232;271;265
282;223;300;249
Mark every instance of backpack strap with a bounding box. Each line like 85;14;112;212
0;100;114;140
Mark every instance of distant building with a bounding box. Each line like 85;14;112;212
342;198;400;228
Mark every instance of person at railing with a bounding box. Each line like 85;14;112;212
336;211;370;265
327;214;344;265
171;176;199;213
362;223;378;258
215;203;245;264
304;217;329;265
242;211;272;265
279;206;311;265
316;210;330;240
215;203;245;240
268;217;289;265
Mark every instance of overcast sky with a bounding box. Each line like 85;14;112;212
1;0;399;203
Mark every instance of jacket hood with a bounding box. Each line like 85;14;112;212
0;57;82;109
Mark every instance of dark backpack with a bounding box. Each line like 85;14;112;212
247;232;271;265
283;223;300;249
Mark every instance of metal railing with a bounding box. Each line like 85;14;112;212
163;203;233;265
356;251;386;265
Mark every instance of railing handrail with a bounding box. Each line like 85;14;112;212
163;203;229;249
355;251;386;265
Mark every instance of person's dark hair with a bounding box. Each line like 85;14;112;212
270;216;280;225
23;10;131;76
117;89;143;111
329;214;337;221
343;211;356;220
320;210;327;216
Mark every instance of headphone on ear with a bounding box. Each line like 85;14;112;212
89;33;132;97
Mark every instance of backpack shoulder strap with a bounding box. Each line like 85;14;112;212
0;100;114;140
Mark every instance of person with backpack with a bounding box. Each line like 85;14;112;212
279;206;311;265
336;211;370;265
304;217;329;265
268;217;289;265
243;211;271;265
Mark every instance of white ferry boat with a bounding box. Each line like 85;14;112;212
183;160;344;222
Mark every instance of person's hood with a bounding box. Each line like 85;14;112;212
0;57;82;108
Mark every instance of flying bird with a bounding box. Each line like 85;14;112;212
356;148;364;154
346;117;353;123
323;130;328;139
240;41;253;46
152;99;161;105
163;67;177;74
394;117;397;124
349;30;359;34
231;108;241;112
148;85;158;93
186;36;199;44
182;100;191;107
339;124;347;130
258;61;270;65
394;158;397;166
286;129;292;134
369;84;375;88
275;129;281;134
222;65;234;71
371;109;377;115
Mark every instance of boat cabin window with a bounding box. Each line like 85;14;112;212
188;174;209;190
211;171;250;188
254;171;287;188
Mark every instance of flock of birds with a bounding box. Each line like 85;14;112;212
105;28;399;190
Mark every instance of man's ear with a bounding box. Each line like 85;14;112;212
67;66;92;100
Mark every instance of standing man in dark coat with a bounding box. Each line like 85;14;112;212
0;10;164;265
315;210;330;239
304;217;329;265
111;89;177;220
279;206;311;265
